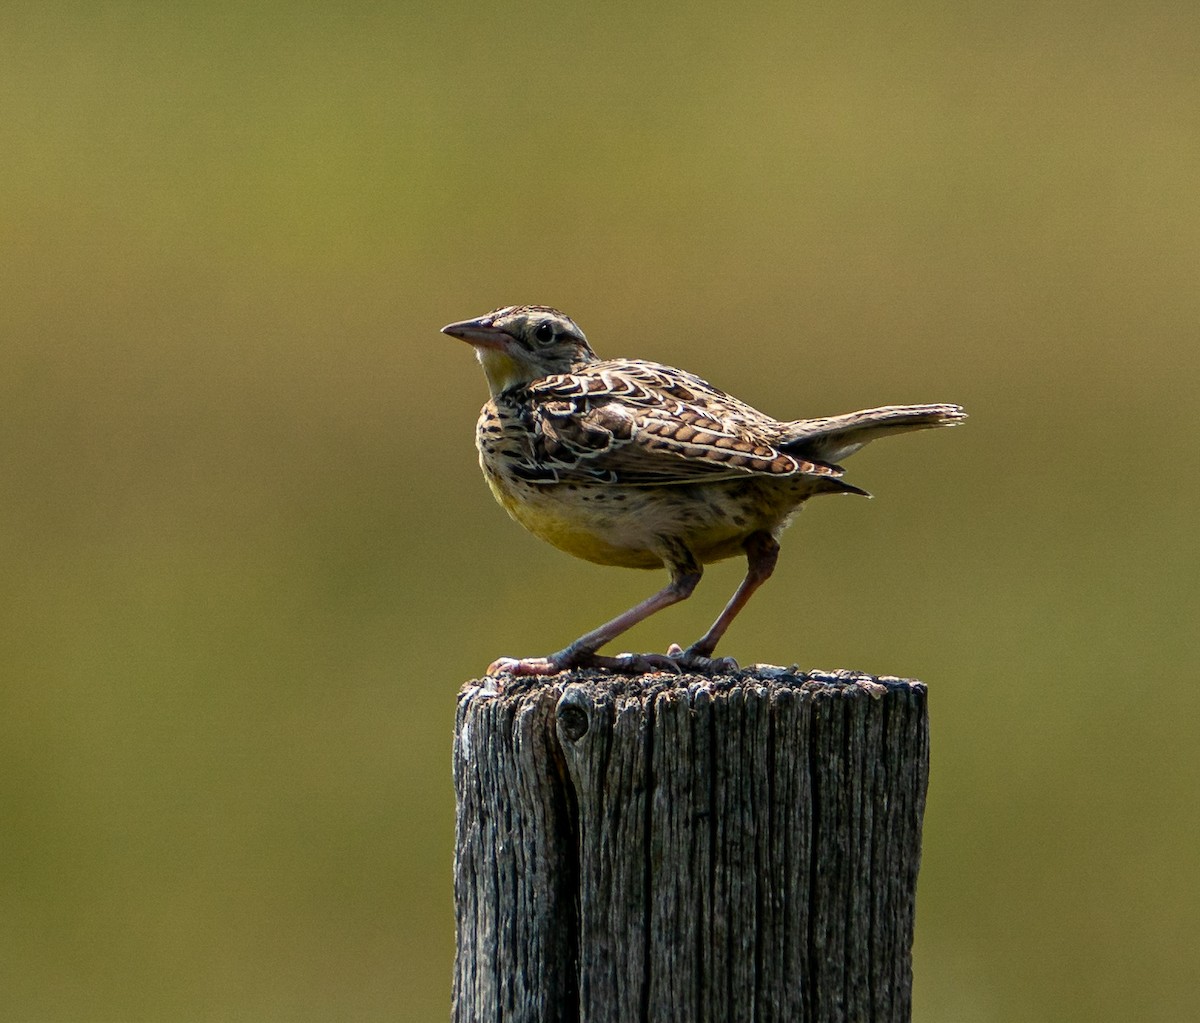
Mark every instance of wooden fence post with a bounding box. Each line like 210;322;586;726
452;668;929;1023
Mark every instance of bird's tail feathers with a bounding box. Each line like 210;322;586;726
812;477;873;498
780;403;966;463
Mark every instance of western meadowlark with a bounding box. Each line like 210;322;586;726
444;305;964;676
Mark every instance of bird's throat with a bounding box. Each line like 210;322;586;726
476;347;538;395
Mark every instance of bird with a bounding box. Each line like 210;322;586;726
443;305;965;676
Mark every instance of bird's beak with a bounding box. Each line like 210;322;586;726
441;316;513;352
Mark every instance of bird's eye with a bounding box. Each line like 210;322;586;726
534;322;556;346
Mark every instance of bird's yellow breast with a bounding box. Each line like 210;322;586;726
483;469;665;568
480;458;783;569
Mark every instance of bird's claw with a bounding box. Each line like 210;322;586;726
487;655;568;677
589;651;684;674
595;647;739;674
669;644;740;673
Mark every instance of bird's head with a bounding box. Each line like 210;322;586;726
442;305;597;395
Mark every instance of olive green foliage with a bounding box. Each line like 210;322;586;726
2;3;1197;1020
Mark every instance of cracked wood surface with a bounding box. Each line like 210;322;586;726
452;669;929;1023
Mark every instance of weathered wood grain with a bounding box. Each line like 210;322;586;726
452;668;929;1023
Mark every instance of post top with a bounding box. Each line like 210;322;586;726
459;665;926;703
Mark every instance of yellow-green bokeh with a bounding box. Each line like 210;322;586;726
3;3;1197;1020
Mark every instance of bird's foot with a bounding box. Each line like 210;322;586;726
487;650;679;676
487;654;573;677
587;646;738;674
665;643;740;674
487;646;739;678
586;651;687;674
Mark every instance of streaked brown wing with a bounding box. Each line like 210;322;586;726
515;362;845;487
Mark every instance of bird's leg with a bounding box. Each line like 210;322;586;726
488;544;702;676
677;530;780;668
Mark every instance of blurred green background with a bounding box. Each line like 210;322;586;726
3;2;1197;1020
